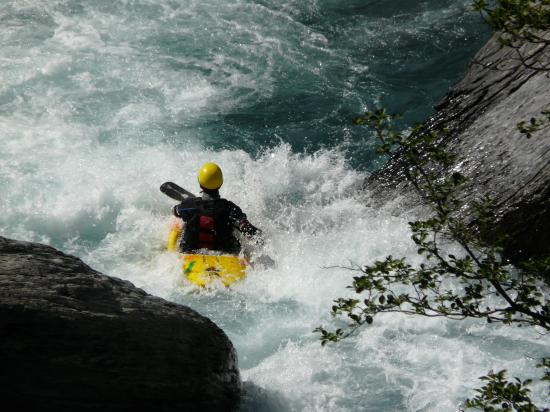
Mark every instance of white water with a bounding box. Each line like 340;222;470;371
1;1;548;410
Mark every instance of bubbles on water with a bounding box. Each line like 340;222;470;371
1;1;545;411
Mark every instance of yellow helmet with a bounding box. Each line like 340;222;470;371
198;162;223;190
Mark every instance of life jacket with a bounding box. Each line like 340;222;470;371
181;199;241;254
197;215;215;249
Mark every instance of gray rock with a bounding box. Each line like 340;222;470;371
368;34;550;273
0;236;241;411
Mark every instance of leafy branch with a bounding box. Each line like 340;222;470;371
315;110;550;409
473;0;550;51
316;110;549;345
316;1;550;409
463;360;550;412
517;110;550;138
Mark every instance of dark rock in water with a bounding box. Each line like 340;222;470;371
0;236;241;411
368;34;550;275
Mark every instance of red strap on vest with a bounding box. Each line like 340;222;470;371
198;216;215;249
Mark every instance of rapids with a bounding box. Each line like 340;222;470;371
1;1;548;410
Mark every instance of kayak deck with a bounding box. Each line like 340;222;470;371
182;254;247;287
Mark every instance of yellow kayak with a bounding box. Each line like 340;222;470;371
182;254;247;287
167;221;248;287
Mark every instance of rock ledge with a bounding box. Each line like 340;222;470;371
0;236;240;411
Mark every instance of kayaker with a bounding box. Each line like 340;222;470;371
172;162;263;254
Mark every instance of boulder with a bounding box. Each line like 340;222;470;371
368;34;550;274
0;236;241;411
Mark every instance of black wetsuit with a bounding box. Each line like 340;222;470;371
172;190;260;254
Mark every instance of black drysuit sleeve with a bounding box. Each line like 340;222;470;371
225;201;262;241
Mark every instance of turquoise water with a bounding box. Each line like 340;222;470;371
1;1;548;411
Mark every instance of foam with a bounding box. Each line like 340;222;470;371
1;1;546;411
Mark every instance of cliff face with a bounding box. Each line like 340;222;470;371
369;34;550;270
0;236;241;411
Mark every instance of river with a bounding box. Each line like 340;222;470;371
1;1;548;410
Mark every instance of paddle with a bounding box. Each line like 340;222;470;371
160;182;196;202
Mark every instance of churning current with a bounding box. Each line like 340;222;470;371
1;1;547;411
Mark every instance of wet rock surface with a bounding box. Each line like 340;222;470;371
0;236;241;411
369;35;550;271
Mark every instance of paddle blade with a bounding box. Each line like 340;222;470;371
160;182;196;201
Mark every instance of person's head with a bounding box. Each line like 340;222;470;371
198;162;223;192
